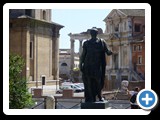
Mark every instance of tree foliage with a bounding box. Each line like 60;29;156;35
9;54;33;109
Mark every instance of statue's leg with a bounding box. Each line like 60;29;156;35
96;76;103;101
82;74;88;102
91;77;96;102
86;76;95;102
82;75;93;102
90;76;103;102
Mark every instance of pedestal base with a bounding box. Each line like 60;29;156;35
81;101;109;109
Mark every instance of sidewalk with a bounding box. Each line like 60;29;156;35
29;85;59;96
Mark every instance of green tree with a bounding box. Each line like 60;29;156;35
9;54;33;109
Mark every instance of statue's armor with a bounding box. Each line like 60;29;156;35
83;39;103;78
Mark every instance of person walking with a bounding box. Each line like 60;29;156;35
127;87;140;109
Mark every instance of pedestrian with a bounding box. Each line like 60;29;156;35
127;87;140;109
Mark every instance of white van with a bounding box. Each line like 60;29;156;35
60;83;83;93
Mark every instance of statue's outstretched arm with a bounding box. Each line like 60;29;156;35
103;40;112;55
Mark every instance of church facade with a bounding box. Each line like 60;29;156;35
9;9;64;86
103;9;145;89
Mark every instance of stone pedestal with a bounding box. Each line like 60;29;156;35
33;88;42;97
62;89;74;98
116;92;129;100
46;95;55;109
81;101;109;109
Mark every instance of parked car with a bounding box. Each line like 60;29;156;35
56;89;63;94
56;85;72;94
74;83;84;91
56;84;83;94
70;84;83;92
61;82;73;86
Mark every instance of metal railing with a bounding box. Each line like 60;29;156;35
55;98;84;109
31;98;46;109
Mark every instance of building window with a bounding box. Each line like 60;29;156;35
25;9;32;17
121;76;128;81
115;24;119;32
30;41;33;59
137;45;142;51
113;54;118;69
61;63;67;66
135;24;141;32
124;21;127;31
138;56;142;64
42;10;46;20
133;45;136;52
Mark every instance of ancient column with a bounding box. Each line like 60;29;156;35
78;39;83;82
110;45;114;69
128;43;132;81
52;27;60;80
26;29;30;81
55;35;59;80
79;40;83;58
70;39;75;70
49;38;52;78
118;43;121;69
117;43;121;85
33;27;38;87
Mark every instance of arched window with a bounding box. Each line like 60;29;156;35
61;63;67;66
42;10;46;20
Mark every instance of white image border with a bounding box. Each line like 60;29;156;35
3;3;151;115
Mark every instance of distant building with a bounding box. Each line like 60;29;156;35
59;49;79;80
9;9;64;86
103;9;145;89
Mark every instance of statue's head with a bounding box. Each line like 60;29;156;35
90;27;98;37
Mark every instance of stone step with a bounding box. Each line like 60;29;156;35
81;101;109;109
116;93;129;100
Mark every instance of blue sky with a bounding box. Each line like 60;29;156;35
52;9;112;52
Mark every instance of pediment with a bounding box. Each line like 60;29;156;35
104;9;127;22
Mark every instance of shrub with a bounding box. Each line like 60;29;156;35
9;54;34;109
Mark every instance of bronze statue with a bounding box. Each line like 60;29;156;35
79;27;112;102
